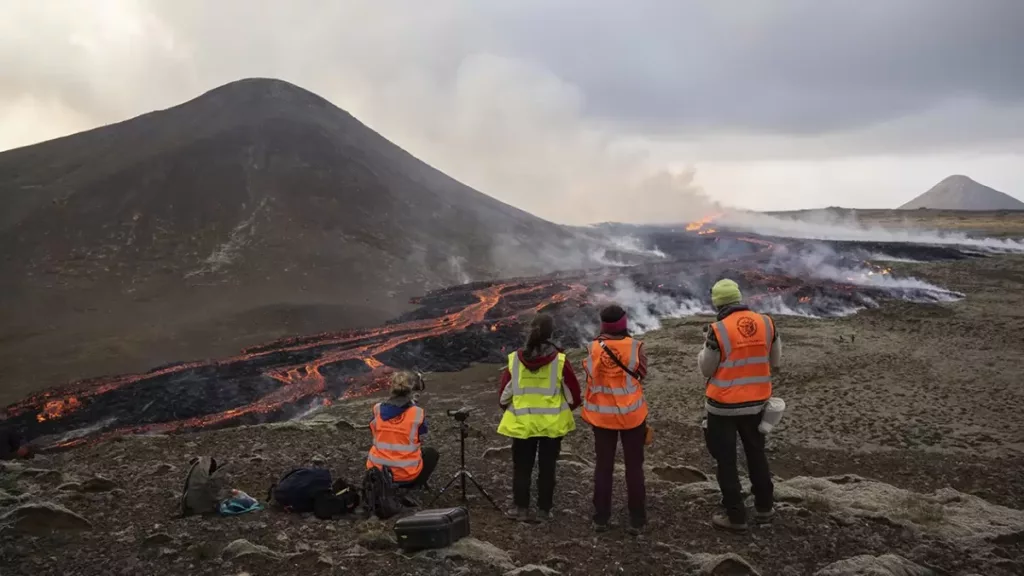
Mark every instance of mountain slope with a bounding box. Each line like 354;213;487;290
0;78;585;397
899;175;1024;210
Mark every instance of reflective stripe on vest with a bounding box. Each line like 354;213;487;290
706;311;773;408
497;352;575;439
581;338;648;430
366;403;423;480
510;353;561;396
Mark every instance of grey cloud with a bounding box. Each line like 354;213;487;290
1;0;1022;222
483;0;1024;137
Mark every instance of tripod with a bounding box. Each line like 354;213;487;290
428;418;503;512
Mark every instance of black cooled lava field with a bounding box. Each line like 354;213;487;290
3;226;983;449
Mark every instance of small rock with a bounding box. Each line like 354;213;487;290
143;532;176;547
18;468;62;482
341;544;370;557
310;454;327;466
250;455;265;463
149;463;175;476
356;519;397;550
0;502;92;535
542;555;571;569
57;482;83;492
482;445;512;459
652;465;709;484
419;537;515;571
334;419;366;430
814;554;933;576
691;552;761;576
317;555;334;567
557;451;594;467
81;476;118;493
221;539;284;561
505;565;562;576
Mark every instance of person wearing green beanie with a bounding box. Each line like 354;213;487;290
698;278;781;532
710;278;743;308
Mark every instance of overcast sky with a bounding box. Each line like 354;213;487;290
2;0;1023;224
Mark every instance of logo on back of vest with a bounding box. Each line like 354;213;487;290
599;353;621;370
736;317;758;338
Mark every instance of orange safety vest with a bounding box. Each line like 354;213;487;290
581;337;648;430
366;403;424;483
706;310;774;415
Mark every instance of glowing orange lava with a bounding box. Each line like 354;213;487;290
685;212;724;232
37;397;81;422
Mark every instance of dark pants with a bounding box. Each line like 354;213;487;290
512;436;562;512
593;423;646;525
705;413;773;523
406;447;440;489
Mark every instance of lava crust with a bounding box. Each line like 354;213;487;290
3;227;978;448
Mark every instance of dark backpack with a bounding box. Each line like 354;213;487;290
362;466;403;520
268;468;333;513
313;478;362;520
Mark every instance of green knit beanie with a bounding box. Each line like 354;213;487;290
711;279;742;307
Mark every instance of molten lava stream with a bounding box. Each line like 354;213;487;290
45;281;558;446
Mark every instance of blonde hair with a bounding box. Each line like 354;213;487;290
390;371;418;396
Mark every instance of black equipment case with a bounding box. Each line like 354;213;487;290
394;507;470;551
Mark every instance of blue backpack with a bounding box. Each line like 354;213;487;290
268;468;332;513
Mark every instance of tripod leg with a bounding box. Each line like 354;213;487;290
464;471;505;513
427;471;463;507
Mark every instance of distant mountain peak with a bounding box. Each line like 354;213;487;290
900;175;1024;211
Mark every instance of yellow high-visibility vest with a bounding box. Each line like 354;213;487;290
497;351;575;439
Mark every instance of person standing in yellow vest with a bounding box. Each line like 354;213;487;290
497;313;582;522
581;304;649;535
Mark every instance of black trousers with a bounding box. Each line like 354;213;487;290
407;447;440;488
705;413;773;523
512;437;562;512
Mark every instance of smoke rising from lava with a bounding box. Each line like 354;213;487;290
723;210;1024;252
3;224;999;450
593;277;709;334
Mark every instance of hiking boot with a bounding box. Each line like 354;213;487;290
712;513;749;532
754;507;775;524
536;509;552;522
593;520;610;533
511;507;535;523
626;519;646;536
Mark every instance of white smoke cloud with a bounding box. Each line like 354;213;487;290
447;255;472;284
592;277;710;334
722;210;1024;252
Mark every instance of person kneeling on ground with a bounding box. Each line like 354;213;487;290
699;278;780;531
366;371;439;489
581;305;650;535
497;313;582;522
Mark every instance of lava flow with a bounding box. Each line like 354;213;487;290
4;225;981;449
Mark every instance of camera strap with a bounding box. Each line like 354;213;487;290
598;340;642;381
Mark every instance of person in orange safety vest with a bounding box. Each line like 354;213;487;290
698;279;780;532
581;304;649;535
366;371;439;488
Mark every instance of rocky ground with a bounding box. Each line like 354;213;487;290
3;224;1024;575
